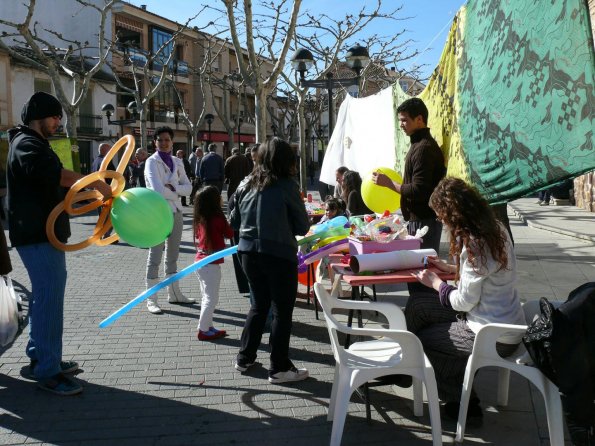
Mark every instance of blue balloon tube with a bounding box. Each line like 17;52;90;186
99;245;238;328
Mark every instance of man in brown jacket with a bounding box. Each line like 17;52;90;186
372;98;446;253
224;147;251;200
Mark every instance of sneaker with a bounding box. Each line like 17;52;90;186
268;366;309;384
540;201;550;206
37;373;83;396
535;200;543;204
234;361;255;372
29;360;79;379
147;300;162;314
197;327;227;341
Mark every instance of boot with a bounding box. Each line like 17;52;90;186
146;278;162;314
167;274;196;304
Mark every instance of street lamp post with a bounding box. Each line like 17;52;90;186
292;45;369;198
204;113;214;147
101;102;138;138
291;44;370;137
237;117;243;150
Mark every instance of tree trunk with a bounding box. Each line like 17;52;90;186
63;108;80;172
254;87;268;143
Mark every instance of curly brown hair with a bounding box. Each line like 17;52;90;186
429;177;509;280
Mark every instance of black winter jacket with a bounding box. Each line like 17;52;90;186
7;125;70;247
230;177;309;263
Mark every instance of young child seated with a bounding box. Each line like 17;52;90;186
319;196;347;223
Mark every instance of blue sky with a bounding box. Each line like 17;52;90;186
127;0;466;79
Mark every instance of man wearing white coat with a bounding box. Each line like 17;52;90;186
144;126;195;314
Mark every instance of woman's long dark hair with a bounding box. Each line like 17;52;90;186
341;171;362;202
429;177;509;280
193;185;224;250
247;137;295;191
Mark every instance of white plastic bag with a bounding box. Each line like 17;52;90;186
0;276;18;347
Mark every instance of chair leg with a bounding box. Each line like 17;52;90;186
455;363;477;443
330;378;352;446
543;380;565;446
497;368;511;406
413;377;423;417
423;368;443;446
328;365;341;421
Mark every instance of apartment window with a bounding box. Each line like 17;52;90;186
34;78;52;94
151;27;174;72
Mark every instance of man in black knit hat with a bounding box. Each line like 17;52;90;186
7;91;111;396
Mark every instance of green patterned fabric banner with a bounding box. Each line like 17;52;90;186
417;0;595;202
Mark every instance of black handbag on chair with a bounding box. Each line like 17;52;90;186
522;297;559;386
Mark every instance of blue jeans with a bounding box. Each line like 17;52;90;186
16;243;67;379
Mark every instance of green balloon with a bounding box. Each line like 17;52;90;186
111;188;174;248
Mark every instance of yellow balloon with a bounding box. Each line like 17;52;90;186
361;167;402;214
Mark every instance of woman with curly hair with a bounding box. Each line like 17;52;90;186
405;177;524;423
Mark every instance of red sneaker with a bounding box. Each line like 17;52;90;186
197;328;226;341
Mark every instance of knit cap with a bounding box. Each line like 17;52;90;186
21;91;63;125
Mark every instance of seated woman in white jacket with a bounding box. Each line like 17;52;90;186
144;126;194;314
405;177;525;423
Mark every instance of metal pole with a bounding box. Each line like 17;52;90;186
327;72;334;137
207;122;212;147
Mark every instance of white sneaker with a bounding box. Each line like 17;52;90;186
540;201;550;206
535;200;543;204
147;300;162;314
268;367;309;384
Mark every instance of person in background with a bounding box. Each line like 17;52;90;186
176;149;193;207
405;177;524;424
7;91;111;395
333;166;349;199
189;146;204;205
144;127;195;314
131;148;148;188
224;147;251;201
245;147;254;172
199;143;225;193
192;185;234;341
341;170;372;217
250;144;260;171
230;137;310;384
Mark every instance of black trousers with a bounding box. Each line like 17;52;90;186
237;252;297;375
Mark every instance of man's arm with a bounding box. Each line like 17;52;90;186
60;169;112;199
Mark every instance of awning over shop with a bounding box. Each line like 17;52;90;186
199;132;255;144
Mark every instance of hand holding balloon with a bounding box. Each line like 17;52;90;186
362;167;403;214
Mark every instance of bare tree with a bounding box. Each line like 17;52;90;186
0;0;117;169
221;0;302;143
276;0;417;192
106;11;211;149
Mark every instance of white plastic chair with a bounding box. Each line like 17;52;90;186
314;283;442;446
455;300;564;445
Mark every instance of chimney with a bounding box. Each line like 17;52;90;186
141;4;147;10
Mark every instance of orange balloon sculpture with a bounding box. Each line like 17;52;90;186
46;135;135;251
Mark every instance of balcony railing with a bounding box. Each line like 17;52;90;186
152;110;177;124
77;114;103;135
174;60;189;77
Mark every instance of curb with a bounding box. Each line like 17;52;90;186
509;203;595;243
